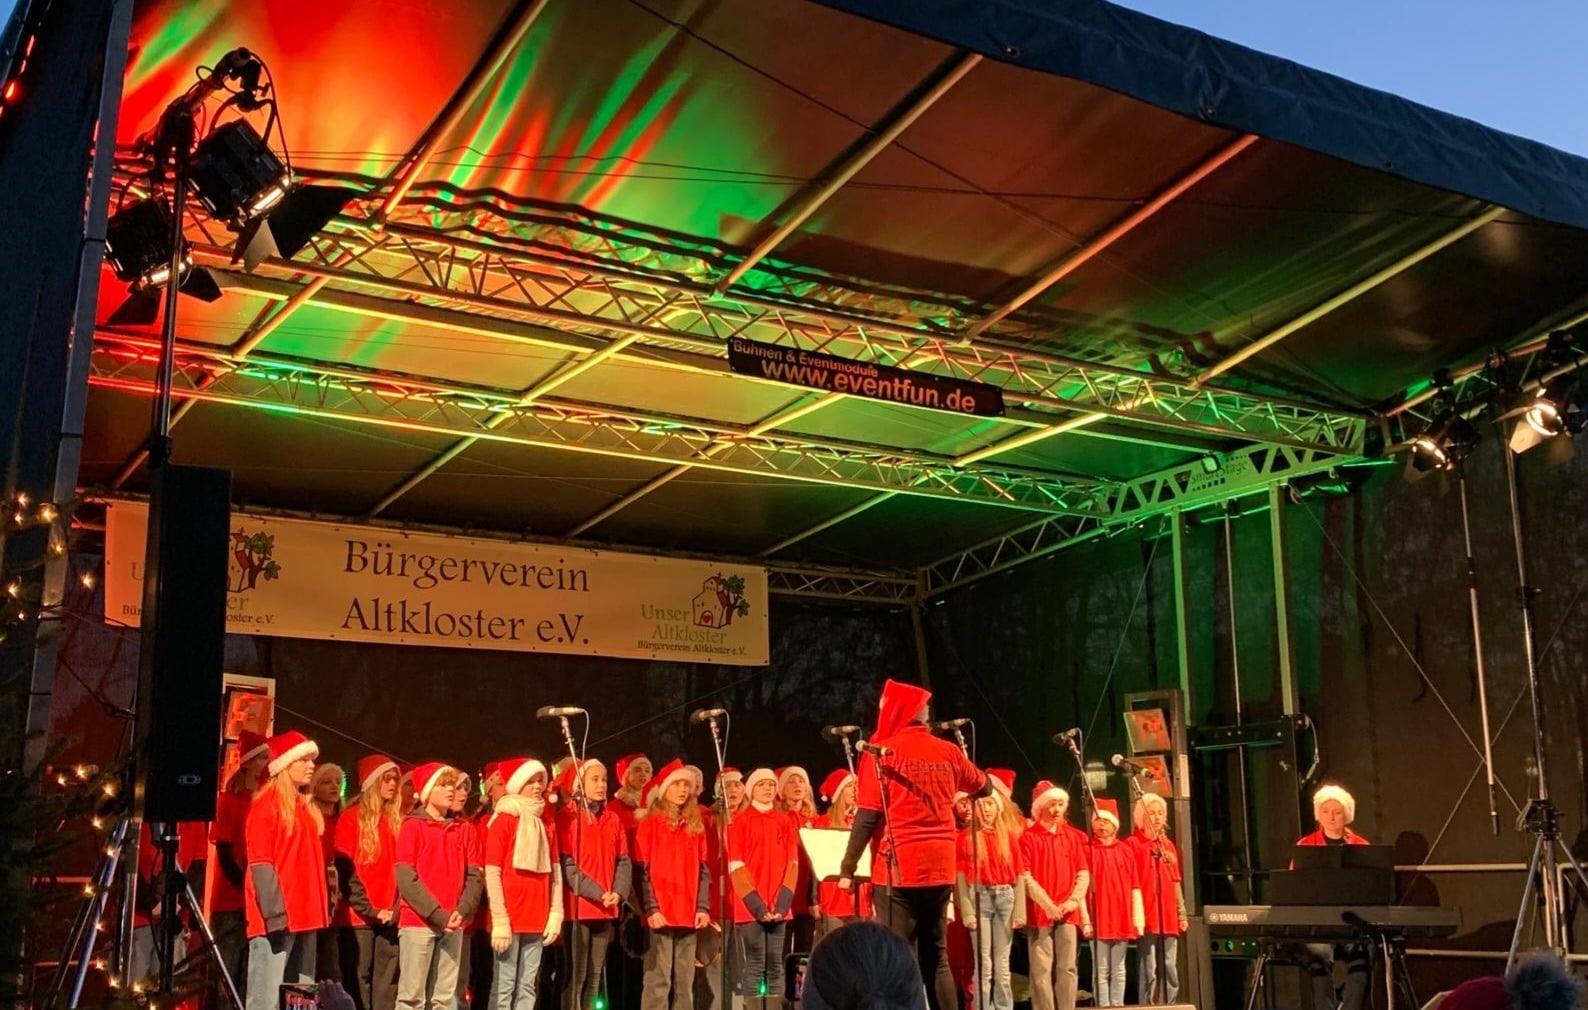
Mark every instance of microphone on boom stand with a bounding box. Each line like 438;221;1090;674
1111;753;1155;778
536;705;587;719
690;707;727;724
856;739;893;758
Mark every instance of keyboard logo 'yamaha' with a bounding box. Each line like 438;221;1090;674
1208;911;1250;923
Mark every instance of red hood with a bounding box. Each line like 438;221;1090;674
875;679;931;741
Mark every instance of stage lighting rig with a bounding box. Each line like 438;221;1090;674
1507;331;1586;460
1403;372;1478;482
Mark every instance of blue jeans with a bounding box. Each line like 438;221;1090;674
1091;939;1128;1007
492;934;545;1010
1138;934;1179;1003
246;931;317;1010
973;885;1015;1010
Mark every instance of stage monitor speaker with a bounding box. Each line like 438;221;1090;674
135;464;232;823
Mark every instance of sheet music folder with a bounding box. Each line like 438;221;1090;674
800;826;872;880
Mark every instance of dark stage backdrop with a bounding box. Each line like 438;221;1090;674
49;592;916;801
924;443;1588;990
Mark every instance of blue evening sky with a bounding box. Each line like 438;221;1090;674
1;0;1583;156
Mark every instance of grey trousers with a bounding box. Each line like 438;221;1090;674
397;927;463;1010
641;928;697;1010
341;926;400;1010
567;921;615;1010
1027;923;1079;1010
738;921;787;999
1091;939;1128;1007
246;931;317;1010
1138;934;1179;1004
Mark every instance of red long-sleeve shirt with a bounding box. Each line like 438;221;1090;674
854;725;987;887
244;797;330;938
634;813;708;927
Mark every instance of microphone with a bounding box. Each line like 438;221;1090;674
690;707;727;724
856;740;894;757
536;705;586;719
822;724;862;740
930;718;972;731
1111;753;1153;778
1052;728;1082;744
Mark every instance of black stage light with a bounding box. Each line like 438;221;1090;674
187;118;354;272
1405;411;1479;482
104;198;224;326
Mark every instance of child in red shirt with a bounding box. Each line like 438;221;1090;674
557;759;631;1010
333;755;402;1010
1082;800;1142;1008
955;788;1027;1010
1128;793;1187;1005
396;764;483;1010
244;732;329;1010
634;760;710;1010
730;769;800;1007
816;770;872;933
486;758;561;1010
775;767;819;957
1022;783;1089;1010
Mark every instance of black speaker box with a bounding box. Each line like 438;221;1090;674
135;465;231;823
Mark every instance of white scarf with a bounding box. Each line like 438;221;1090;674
491;794;550;873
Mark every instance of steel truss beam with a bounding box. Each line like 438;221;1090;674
919;442;1347;596
170;201;1367;454
88;335;1114;515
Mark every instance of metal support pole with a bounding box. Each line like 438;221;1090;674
911;585;932;689
1169;512;1198;910
1268;484;1298;716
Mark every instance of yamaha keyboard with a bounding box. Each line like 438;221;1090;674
1205;904;1461;941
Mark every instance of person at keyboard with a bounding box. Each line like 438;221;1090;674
1296;785;1370;1010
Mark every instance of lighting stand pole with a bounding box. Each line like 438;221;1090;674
1454;470;1501;835
1501;448;1588;967
556;715;585;1010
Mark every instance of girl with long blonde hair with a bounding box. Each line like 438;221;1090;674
633;760;710;1010
956;788;1028;1010
332;755;402;1010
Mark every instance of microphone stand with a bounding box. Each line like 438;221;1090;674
951;726;985;1010
556;714;586;1010
702;712;734;1010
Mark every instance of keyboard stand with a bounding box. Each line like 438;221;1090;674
1242;942;1281;1010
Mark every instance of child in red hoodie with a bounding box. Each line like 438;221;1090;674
486;758;563;1010
244;732;329;1010
556;759;631;1010
396;764;483;1010
634;760;710;1010
1082;799;1142;1008
730;769;800;1008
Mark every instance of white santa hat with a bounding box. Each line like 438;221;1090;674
776;766;810;794
1313;784;1356;824
501;757;549;797
743;768;778;794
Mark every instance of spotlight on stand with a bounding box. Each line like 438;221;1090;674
1507;332;1586;463
187;118;354;272
104;199;223;326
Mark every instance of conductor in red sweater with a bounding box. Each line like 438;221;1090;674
839;680;991;1010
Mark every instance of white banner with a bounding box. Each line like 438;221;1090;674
104;502;769;666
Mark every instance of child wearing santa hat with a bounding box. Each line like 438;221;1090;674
1022;783;1089;1010
1128;793;1187;1005
729;769;801;1009
395;763;484;1010
1081;799;1142;1009
468;762;507;1009
334;755;403;1010
776;766;820;957
955;780;1026;1010
485;758;563;1010
817;770;871;933
697;767;743;1010
613;754;653;835
213;730;270;992
244;731;330;1010
633;760;711;1010
556;759;631;1010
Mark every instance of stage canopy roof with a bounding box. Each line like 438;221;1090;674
77;0;1588;601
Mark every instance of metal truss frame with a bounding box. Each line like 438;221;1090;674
88;334;1116;515
168;200;1368;455
918;441;1347;596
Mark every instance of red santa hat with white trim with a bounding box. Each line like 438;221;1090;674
716;766;742;789
1312;783;1356;824
499;757;548;797
643;759;694;807
988;768;1016;799
1092;797;1121;829
819;769;855;804
228;730;270;787
356;754;398;795
615;753;651;785
266;731;318;778
411;762;457;806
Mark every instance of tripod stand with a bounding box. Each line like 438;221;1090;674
1501;448;1588;967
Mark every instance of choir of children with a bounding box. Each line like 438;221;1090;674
204;730;1193;1010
